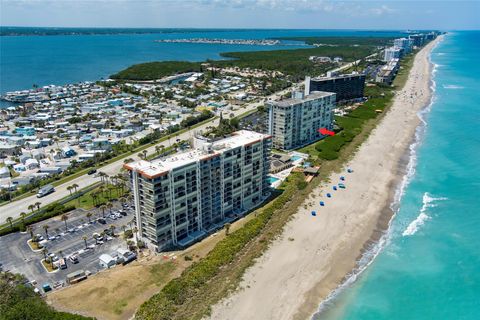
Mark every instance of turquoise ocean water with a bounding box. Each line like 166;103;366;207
315;31;480;320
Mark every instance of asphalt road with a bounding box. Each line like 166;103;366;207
0;92;285;223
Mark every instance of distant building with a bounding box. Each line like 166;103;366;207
124;130;272;252
267;89;336;150
309;73;365;101
384;47;402;61
409;34;426;47
376;59;400;85
394;38;413;54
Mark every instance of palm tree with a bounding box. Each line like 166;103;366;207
91;193;98;206
27;225;34;241
86;212;93;223
138;152;144;160
58;250;63;258
72;183;79;194
61;214;69;231
100;204;107;218
42;248;48;261
34;202;41;211
20;212;27;224
109;225;116;237
82;235;88;249
43;224;49;237
67;186;73;195
6;217;13;230
28;204;35;214
224;222;231;236
142;150;147;160
106;201;113;214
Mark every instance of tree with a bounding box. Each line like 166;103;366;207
20;212;27;224
106;201;113;214
110;225;116;237
82;235;88;249
28;204;35;213
67;185;73;196
224;222;232;236
100;204;107;218
6;217;13;230
27;225;34;241
72;184;79;194
91;193;98;206
34;202;41;211
86;212;93;224
43;224;49;237
42;248;48;261
61;214;69;231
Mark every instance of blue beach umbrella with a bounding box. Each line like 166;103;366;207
347;168;353;173
311;211;316;216
333;186;337;191
340;176;345;181
320;201;325;206
327;193;332;198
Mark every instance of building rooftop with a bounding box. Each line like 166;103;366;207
124;130;271;178
268;91;335;108
311;73;365;81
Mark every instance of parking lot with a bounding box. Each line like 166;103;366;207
0;200;136;292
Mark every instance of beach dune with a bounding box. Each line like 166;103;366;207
209;37;442;320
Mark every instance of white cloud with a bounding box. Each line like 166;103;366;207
370;4;395;15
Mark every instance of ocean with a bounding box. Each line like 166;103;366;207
315;31;480;320
0;28;406;96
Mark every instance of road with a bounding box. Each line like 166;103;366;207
0;89;290;224
328;52;379;74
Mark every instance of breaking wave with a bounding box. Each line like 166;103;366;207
402;193;447;236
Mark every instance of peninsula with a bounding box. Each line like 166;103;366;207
155;38;283;45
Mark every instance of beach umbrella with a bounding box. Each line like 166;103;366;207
320;201;325;206
340;176;345;181
326;193;332;198
333;186;337;191
347;168;353;173
311;211;316;216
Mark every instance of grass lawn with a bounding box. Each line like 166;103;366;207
64;184;128;210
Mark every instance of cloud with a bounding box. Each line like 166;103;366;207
370;4;395;15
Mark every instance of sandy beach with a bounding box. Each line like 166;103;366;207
209;37;442;320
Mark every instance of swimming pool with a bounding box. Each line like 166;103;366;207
291;155;303;161
268;176;280;184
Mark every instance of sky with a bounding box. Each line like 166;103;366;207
1;0;479;30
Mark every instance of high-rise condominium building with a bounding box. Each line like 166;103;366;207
394;38;413;54
124;130;272;252
384;47;403;61
309;73;366;101
267;90;336;150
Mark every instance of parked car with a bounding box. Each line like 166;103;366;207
58;259;67;270
98;218;106;224
87;169;97;175
69;255;79;264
